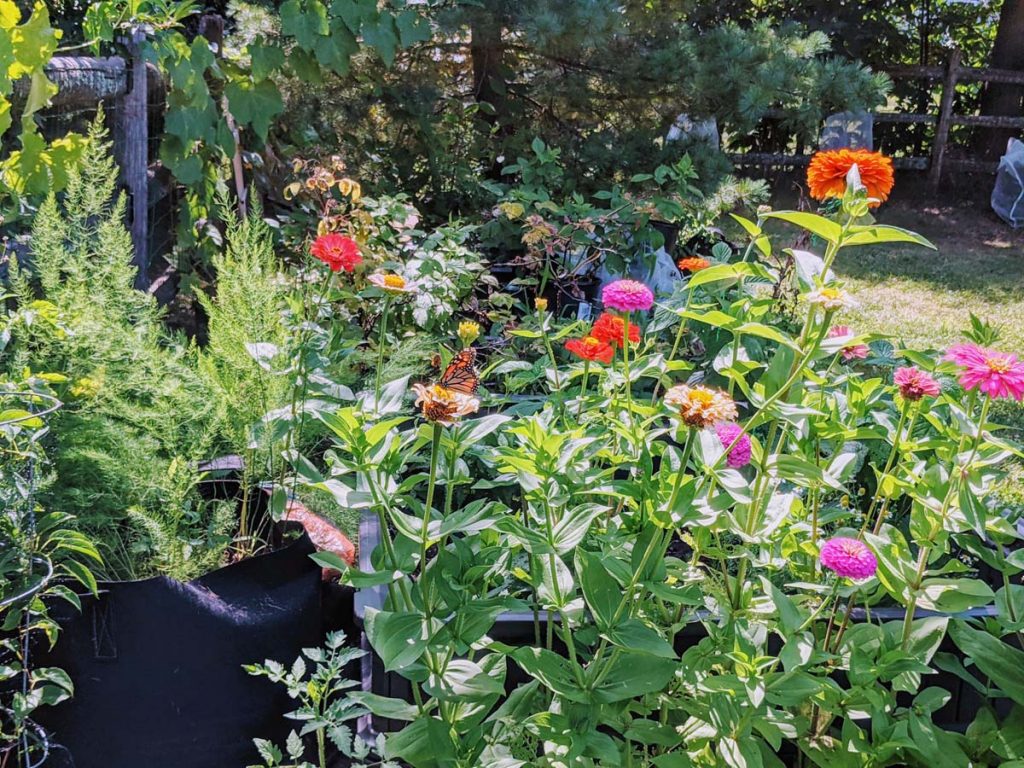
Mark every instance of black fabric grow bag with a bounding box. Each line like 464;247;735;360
37;529;322;768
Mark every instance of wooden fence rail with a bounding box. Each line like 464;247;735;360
731;49;1024;192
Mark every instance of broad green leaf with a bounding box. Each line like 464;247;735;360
590;652;676;703
603;618;676;658
363;608;427;671
511;647;588;703
949;621;1024;706
763;211;842;244
842;225;935;249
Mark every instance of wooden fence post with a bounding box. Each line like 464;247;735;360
928;48;962;193
115;26;149;290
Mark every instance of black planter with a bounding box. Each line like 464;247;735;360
36;524;323;768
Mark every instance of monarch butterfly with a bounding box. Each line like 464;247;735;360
438;348;480;395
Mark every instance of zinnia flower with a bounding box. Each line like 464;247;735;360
807;148;895;206
535;298;549;313
678;257;711;273
368;272;416;294
944;343;1024;401
602;279;654;312
411;383;480;426
893;366;941;401
664;384;737;429
565;335;614;364
819;537;878;580
591;312;640;349
714;422;752;468
828;325;869;361
311;233;362;272
807;287;858;311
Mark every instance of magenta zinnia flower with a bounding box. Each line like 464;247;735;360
827;325;869;361
944;343;1024;401
820;537;878;580
893;366;941;401
602;279;654;312
714;422;752;468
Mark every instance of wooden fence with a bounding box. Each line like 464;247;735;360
731;49;1024;193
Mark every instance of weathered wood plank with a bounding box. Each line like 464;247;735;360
928;49;961;192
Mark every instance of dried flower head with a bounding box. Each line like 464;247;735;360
602;279;654;312
820;537;878;580
665;384;737;429
411;383;480;426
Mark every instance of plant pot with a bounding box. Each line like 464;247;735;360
35;522;324;768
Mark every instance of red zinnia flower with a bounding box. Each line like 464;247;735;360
311;233;362;272
591;312;640;348
565;335;614;364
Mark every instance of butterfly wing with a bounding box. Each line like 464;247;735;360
439;348;480;395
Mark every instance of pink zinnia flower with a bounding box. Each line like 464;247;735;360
944;343;1024;401
893;366;941;401
714;422;752;468
827;325;869;361
601;279;654;312
820;537;878;580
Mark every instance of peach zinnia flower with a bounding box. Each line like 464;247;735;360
678;257;711;273
368;272;416;294
944;343;1024;401
591;312;640;349
807;148;895;206
565;335;614;364
311;233;362;272
807;287;858;311
411;383;480;426
664;384;737;428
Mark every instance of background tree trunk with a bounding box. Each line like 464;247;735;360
979;0;1024;158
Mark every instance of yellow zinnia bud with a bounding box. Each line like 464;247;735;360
535;298;549;313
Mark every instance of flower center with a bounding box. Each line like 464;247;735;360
689;389;715;406
820;288;842;300
583;336;601;349
986;355;1012;374
384;274;406;289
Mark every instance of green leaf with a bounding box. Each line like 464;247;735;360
249;42;286;81
949;621;1024;706
363;608;427;671
763;211;842;244
395;9;431;47
686;262;771;290
511;646;588;703
348;691;419;721
603;619;676;658
225;78;283;140
590;652;676;703
280;0;329;48
842;225;935;249
919;578;994;612
576;549;619;629
361;12;398;66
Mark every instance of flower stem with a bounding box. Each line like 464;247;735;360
577;360;590;420
374;295;391;415
861;397;912;536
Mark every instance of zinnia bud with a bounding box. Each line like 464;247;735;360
458;321;481;347
535;298;549;313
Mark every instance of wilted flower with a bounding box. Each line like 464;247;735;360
565;335;614;364
820;537;878;580
411;383;480;426
807;287;858;311
828;325;869;361
368;272;416;294
807;148;895;206
602;279;654;312
591;312;640;349
311;233;362;273
945;343;1024;401
665;384;737;429
894;366;941;401
714;422;752;468
677;257;711;273
458;321;481;347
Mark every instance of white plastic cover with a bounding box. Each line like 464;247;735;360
992;137;1024;228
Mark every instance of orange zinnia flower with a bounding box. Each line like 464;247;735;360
565;335;614;364
677;257;710;273
806;148;894;206
591;312;640;348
